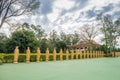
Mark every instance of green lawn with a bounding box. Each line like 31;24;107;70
0;57;120;80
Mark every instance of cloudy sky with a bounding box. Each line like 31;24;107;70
37;0;119;32
1;0;120;44
6;0;119;33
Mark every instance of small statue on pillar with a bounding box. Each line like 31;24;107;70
13;46;19;64
66;49;69;60
93;51;95;58
26;47;31;63
46;48;49;62
53;48;56;61
60;49;63;61
71;50;74;60
80;50;82;59
90;50;92;58
36;47;41;62
76;50;78;59
83;49;86;59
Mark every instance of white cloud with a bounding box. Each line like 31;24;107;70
47;0;75;22
54;0;75;10
47;8;61;22
48;0;120;34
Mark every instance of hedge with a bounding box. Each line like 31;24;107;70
0;54;4;65
0;51;105;63
0;53;82;63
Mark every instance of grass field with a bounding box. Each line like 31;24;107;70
0;57;120;80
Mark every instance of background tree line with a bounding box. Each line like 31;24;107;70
0;22;80;53
0;15;120;54
0;0;120;55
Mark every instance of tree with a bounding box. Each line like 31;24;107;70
97;13;120;55
6;30;39;53
31;24;46;40
0;33;7;40
49;30;59;43
60;31;72;45
0;33;7;53
59;31;80;51
0;0;40;28
9;23;30;33
39;38;48;53
10;23;46;40
48;30;60;52
79;24;99;49
56;41;67;53
71;32;80;44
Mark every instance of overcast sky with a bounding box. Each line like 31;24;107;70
0;0;120;44
26;0;120;33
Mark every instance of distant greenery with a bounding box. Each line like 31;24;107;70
97;13;120;55
5;30;39;53
1;53;84;63
0;60;2;65
0;14;120;54
0;54;3;65
0;23;80;53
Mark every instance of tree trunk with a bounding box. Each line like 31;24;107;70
0;19;4;28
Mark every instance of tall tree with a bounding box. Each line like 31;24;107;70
0;33;7;40
9;23;46;40
39;38;48;53
60;31;72;45
49;30;59;43
6;30;39;53
78;24;99;49
71;31;80;45
0;0;40;28
48;30;60;52
97;13;120;55
0;33;7;53
31;24;46;40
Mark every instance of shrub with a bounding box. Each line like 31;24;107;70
0;54;4;65
3;54;14;63
18;54;26;62
1;53;78;63
0;59;2;65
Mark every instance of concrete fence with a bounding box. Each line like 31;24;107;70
13;46;105;64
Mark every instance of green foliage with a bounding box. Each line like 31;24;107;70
60;31;71;45
0;23;81;54
48;30;60;53
0;41;6;53
60;31;80;46
56;41;67;53
72;32;80;44
18;54;26;62
6;30;39;53
11;23;46;41
100;45;109;54
3;54;14;63
2;54;46;63
0;60;2;65
39;38;49;53
115;48;120;52
0;33;8;53
0;54;4;65
1;53;81;63
98;13;120;54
